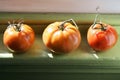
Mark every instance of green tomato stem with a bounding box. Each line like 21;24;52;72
8;19;24;32
59;19;78;31
92;22;107;31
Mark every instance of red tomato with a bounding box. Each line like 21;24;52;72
3;23;35;53
87;22;118;51
42;20;81;54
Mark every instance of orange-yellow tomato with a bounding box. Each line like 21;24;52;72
3;24;35;53
87;22;118;51
42;22;81;54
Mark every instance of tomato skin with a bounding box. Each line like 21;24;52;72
3;24;35;53
42;22;81;53
87;23;118;51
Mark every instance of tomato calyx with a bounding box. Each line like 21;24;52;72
13;23;22;32
8;19;24;32
92;22;107;31
59;23;64;31
58;19;78;31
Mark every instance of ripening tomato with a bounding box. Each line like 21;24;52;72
42;19;81;53
87;22;118;51
3;23;35;53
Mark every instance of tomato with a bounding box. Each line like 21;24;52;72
3;22;35;53
87;22;118;51
42;19;81;54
